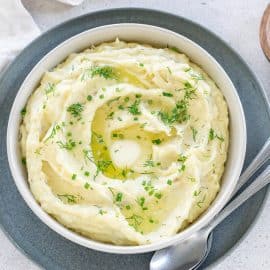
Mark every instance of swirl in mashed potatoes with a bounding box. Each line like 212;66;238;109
20;40;229;245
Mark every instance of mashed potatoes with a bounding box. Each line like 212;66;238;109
20;40;229;245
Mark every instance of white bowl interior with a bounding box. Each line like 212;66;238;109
7;24;246;254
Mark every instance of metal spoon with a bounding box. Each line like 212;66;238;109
151;138;270;270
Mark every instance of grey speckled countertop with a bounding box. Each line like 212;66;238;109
0;0;270;269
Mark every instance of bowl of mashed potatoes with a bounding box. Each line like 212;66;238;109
7;24;246;254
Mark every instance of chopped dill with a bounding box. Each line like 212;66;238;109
209;128;224;142
136;197;148;211
44;82;56;96
128;99;141;115
44;124;61;142
82;65;117;81
57;139;76;150
57;194;77;204
126;214;143;231
159;99;190;125
20;107;26;117
67;103;84;118
190;126;198;142
152;138;162;145
143;159;155;167
162;92;173;97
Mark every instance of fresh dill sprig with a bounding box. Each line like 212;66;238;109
209;128;224;142
159;99;190;125
67;103;84;118
57;194;77;204
82;65;117;81
128;99;141;115
126;214;144;231
57;139;76;150
44;82;56;96
152;138;162;145
143;159;155;167
44;124;61;142
190;126;198;142
20;107;26;117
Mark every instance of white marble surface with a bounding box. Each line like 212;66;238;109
1;0;270;269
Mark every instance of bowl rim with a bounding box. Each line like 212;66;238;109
6;23;247;254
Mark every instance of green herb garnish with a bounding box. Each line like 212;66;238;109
189;71;204;81
183;82;197;100
179;164;186;172
112;133;124;139
178;154;187;172
97;160;112;172
44;124;61;142
190;126;198;142
128;100;141;115
94;160;113;179
149;218;154;223
193;190;201;196
143;159;155;167
115;192;123;202
67;103;84;118
21;157;26;166
83;149;94;164
142;180;156;196
152;138;162;145
21;107;26;117
99;209;107;215
178;155;187;162
44;82;56;96
196;195;206;208
89;65;117;80
137;197;148;211
84;182;90;189
209;128;224;142
162;92;173;97
57;139;76;150
154;192;162;199
159;99;190;125
167;179;172;185
106;112;114;120
92;132;104;143
57;194;77;204
126;214;143;231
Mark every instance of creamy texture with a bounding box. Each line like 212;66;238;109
20;40;229;245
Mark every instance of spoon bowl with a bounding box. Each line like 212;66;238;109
151;232;212;270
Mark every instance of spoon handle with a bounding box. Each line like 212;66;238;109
208;165;270;231
232;137;270;197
